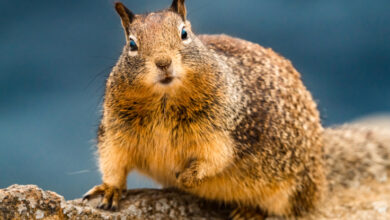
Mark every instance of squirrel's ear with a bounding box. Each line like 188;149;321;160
115;2;135;39
171;0;186;20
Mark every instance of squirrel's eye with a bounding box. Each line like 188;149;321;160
181;27;188;40
129;39;138;51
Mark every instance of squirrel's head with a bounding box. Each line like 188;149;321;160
111;0;217;96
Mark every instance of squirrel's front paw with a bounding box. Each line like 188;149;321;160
176;169;203;188
82;183;123;211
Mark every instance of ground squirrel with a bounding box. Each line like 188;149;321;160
83;1;326;218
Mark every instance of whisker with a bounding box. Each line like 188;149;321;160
67;169;93;175
85;64;115;91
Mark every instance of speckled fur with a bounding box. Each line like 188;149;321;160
324;124;390;190
87;1;326;217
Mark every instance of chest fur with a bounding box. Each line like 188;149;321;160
104;90;234;185
111;112;226;186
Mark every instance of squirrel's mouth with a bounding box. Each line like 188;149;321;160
159;76;174;84
157;68;176;85
155;64;179;86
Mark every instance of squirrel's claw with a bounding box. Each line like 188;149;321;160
176;169;204;188
83;183;122;211
82;184;106;201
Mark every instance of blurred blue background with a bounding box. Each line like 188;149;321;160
1;0;389;199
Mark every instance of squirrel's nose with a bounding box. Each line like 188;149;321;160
155;56;172;70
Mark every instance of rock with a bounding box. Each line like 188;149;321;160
2;181;390;219
0;184;64;220
0;184;230;220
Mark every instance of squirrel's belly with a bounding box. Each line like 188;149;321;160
136;153;181;187
136;149;178;187
136;167;178;187
133;127;183;187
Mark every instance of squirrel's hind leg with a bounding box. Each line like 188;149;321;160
229;207;267;220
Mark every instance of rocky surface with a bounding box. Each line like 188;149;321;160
1;181;390;220
0;184;231;220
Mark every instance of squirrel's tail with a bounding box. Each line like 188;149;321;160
323;115;390;191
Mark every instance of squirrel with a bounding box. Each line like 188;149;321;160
83;0;326;218
324;124;390;191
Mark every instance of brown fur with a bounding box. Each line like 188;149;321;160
324;124;390;190
84;1;326;217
